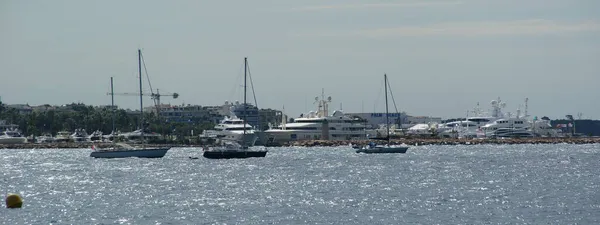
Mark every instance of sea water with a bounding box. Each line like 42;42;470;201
1;144;599;224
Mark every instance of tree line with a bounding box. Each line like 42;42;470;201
0;102;215;139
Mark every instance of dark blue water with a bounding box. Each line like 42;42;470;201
2;144;599;224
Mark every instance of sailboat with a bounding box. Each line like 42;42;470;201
356;74;409;154
90;49;171;158
203;57;268;159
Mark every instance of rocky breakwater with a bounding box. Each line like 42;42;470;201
288;137;600;147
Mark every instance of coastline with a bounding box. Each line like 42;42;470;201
2;137;599;149
0;142;203;150
285;137;600;147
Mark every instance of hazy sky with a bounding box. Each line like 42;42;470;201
1;0;599;120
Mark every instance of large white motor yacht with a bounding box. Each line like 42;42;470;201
437;98;508;138
200;102;259;146
264;94;369;144
0;129;27;144
481;117;534;138
479;98;559;138
481;116;560;138
211;114;258;146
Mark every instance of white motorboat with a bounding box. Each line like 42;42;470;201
0;129;27;144
54;131;72;142
71;129;90;142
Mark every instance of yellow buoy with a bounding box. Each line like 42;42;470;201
6;193;23;208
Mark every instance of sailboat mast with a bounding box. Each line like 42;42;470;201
138;49;144;143
384;74;390;145
243;57;247;138
110;77;115;134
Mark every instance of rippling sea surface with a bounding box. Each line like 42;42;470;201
1;144;599;224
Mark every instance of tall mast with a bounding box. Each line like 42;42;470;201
384;74;389;145
138;49;144;144
110;77;115;134
243;57;247;141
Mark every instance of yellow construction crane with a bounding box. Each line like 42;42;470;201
107;89;179;114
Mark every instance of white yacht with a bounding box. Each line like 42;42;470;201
54;131;72;142
200;102;259;146
482;116;559;138
212;114;258;146
406;123;435;136
103;131;120;142
88;130;104;142
478;98;560;138
531;118;561;137
481;117;534;138
264;94;369;144
121;129;162;143
0;129;27;144
71;129;90;142
437;98;508;138
36;133;55;143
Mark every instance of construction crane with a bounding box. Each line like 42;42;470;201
107;89;179;114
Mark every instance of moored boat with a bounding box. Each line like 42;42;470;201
90;49;171;158
90;143;170;158
355;74;409;154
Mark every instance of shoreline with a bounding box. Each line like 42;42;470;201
1;137;599;149
0;142;203;150
284;137;600;147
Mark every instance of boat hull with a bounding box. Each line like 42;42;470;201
203;150;268;159
90;148;170;158
0;137;27;144
356;146;408;154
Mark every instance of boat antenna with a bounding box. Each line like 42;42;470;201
524;97;529;118
138;49;144;145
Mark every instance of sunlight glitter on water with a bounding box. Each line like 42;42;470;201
0;144;599;224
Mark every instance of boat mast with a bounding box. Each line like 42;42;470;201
110;77;115;134
243;57;247;145
138;49;144;144
384;74;390;145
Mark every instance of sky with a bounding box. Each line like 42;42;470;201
1;0;599;120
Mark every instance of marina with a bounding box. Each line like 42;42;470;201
2;136;600;149
2;1;598;224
